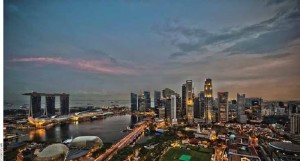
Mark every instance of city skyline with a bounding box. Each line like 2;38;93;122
4;0;300;106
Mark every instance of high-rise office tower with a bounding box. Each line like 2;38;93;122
218;92;228;122
194;95;200;119
60;94;69;115
245;98;252;109
288;101;300;116
161;88;181;120
176;95;182;120
213;98;218;122
186;80;194;124
182;84;186;117
199;91;205;119
204;78;213;124
251;97;262;120
130;93;138;112
237;93;247;123
162;88;176;98
154;91;161;116
144;91;151;109
290;114;300;134
228;100;237;121
29;93;42;118
237;93;246;115
165;97;171;122
45;95;55;117
138;94;145;112
171;95;177;124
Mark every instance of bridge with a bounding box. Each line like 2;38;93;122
95;123;147;161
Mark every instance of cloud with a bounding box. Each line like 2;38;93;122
262;52;292;59
155;1;300;57
83;49;119;64
169;52;187;59
265;0;286;6
10;57;70;64
226;27;300;54
10;57;136;75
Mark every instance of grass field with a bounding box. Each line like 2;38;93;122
159;147;212;161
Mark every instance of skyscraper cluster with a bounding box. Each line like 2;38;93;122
130;78;273;125
131;91;152;112
131;88;181;124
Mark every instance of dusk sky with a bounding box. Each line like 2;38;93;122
4;0;300;106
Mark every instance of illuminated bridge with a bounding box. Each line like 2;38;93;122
95;123;147;161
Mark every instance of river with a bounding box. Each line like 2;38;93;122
9;115;143;143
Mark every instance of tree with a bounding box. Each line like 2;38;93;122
149;123;156;135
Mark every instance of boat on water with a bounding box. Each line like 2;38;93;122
63;138;73;144
91;116;98;119
127;126;133;130
122;126;133;132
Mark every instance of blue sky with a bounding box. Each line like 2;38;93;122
4;0;300;106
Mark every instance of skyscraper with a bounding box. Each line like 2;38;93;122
154;91;161;116
228;100;237;121
237;93;246;115
186;80;194;124
237;93;247;123
29;93;42;118
194;95;200;119
204;78;213;124
171;95;177;124
290;114;300;134
138;94;145;112
199;91;205;119
288;101;300;116
60;94;69;115
154;91;161;106
162;88;177;98
165;97;171;122
144;91;151;109
176;95;182;120
182;84;186;117
250;97;262;120
45;95;55;117
218;92;228;122
130;93;138;113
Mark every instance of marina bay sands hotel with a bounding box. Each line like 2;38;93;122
23;92;69;118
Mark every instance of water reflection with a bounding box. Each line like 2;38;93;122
20;115;143;143
73;121;79;125
29;129;46;142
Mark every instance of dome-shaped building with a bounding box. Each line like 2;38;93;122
229;134;236;140
70;136;103;149
229;134;236;144
35;143;69;161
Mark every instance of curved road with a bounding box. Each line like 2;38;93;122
95;124;147;161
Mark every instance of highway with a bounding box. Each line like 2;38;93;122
95;123;147;161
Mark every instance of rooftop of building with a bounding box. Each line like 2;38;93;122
23;92;69;96
36;143;68;160
70;136;103;148
65;149;90;160
228;144;258;156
